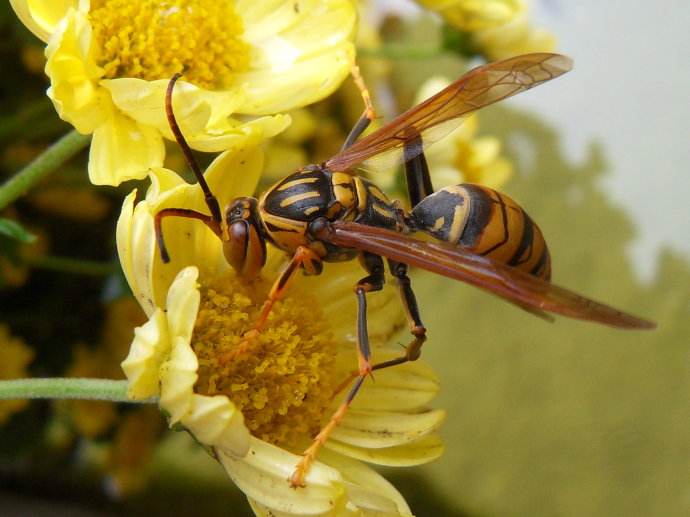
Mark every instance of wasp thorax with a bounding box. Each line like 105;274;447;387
223;197;266;279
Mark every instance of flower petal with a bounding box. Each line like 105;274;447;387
158;268;201;424
353;354;440;412
45;8;108;133
182;393;250;458
103;78;290;153
10;0;78;43
333;409;446;449
318;449;413;516
325;434;444;467
218;438;347;515
120;308;170;399
234;0;356;114
89;110;164;185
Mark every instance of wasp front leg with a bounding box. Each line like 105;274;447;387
341;64;377;150
290;252;385;487
220;246;322;364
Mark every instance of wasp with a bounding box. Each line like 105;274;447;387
155;53;655;487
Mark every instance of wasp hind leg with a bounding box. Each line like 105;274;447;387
404;135;434;207
371;259;427;372
290;252;385;488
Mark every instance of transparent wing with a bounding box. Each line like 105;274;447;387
317;221;656;329
325;53;573;173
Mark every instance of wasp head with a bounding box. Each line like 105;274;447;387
223;197;267;279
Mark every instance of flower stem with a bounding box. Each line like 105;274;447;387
0;378;155;403
26;256;119;276
0;130;90;211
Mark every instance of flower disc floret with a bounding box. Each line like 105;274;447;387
89;0;249;88
193;273;341;448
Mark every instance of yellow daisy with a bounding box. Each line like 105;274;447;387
410;76;513;192
416;0;525;31
471;2;557;59
116;145;445;515
10;0;356;185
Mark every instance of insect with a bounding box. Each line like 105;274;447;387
155;53;656;487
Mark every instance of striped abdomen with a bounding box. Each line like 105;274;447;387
410;184;551;279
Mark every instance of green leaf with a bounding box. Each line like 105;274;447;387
0;217;36;243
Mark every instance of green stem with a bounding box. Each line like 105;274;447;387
0;130;90;211
357;45;446;60
0;378;155;403
26;256;119;276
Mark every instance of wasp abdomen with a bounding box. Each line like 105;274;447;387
410;184;551;279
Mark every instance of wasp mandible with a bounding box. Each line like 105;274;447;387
154;53;656;487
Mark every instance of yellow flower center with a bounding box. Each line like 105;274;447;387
191;273;342;449
89;0;250;88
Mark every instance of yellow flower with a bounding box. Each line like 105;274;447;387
10;0;356;185
0;325;35;424
472;3;557;59
411;76;513;191
117;145;445;515
416;0;525;31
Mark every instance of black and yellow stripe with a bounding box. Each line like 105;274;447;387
410;183;551;279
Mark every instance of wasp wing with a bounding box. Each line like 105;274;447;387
325;53;573;173
319;221;655;329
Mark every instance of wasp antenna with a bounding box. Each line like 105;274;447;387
165;74;222;224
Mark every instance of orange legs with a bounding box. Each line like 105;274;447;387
341;65;377;150
220;246;323;364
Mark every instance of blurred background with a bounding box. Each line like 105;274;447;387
0;0;688;515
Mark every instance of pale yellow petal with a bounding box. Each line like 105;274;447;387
325;434;444;467
181;393;250;457
44;8;107;133
235;45;354;115
158;268;201;424
120;308;170;399
116;190;138;305
89;110;164;186
353;356;440;412
203;146;265;204
234;0;356;114
318;449;413;517
333;409;446;449
218;438;347;515
159;335;197;424
116;192;159;314
102;77;243;134
418;0;525;31
165;266;201;344
103;77;290;153
10;0;78;42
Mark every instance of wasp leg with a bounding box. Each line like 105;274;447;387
370;259;427;372
341;64;377;150
289;252;385;487
154;208;222;263
404;135;434;207
219;246;322;364
290;376;366;488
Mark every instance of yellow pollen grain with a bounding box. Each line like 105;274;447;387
89;0;250;88
191;272;340;449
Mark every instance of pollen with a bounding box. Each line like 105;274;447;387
89;0;250;88
191;273;342;449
